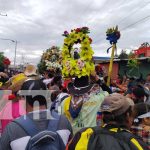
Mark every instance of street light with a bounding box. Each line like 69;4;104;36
0;38;18;69
0;13;7;16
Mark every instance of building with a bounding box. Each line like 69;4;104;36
93;43;150;80
134;42;150;57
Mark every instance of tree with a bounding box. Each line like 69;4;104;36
128;50;136;59
37;59;47;74
0;52;4;67
118;50;128;59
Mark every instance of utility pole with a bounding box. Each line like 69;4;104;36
14;40;17;68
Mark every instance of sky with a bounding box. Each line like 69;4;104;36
0;0;150;65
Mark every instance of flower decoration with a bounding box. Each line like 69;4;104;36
62;27;94;78
106;26;120;45
3;57;11;66
62;31;69;37
41;46;62;72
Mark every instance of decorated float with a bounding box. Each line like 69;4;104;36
38;46;62;74
62;27;95;78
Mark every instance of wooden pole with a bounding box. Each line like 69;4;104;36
107;44;116;86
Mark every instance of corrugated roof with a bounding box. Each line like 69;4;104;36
93;56;110;60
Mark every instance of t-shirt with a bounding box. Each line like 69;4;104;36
0;100;26;133
0;109;73;150
60;91;108;134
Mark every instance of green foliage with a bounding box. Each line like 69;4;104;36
0;52;4;67
118;50;128;59
127;59;139;68
127;50;140;69
37;59;47;74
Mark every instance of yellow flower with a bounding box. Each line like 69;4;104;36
62;28;94;78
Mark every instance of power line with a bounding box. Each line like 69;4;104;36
91;1;150;44
90;0;127;22
121;14;150;31
93;15;150;44
81;0;93;15
89;1;130;44
117;1;150;25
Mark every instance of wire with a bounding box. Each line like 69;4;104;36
91;1;150;44
121;15;150;31
118;1;150;25
81;0;93;15
93;15;150;44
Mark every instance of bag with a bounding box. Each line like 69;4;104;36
87;127;149;150
14;111;65;150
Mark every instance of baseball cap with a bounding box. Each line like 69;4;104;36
138;112;150;119
137;103;150;119
101;93;134;116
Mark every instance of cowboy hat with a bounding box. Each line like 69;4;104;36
67;76;93;96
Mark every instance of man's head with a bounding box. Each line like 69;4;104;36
20;80;48;112
52;76;62;86
131;86;146;104
101;93;135;129
67;75;93;96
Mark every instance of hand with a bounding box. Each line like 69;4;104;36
0;72;8;78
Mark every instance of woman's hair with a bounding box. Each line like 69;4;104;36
51;76;62;86
48;72;53;78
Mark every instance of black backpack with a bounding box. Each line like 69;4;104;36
87;127;149;150
14;111;65;150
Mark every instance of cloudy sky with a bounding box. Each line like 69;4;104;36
0;0;150;65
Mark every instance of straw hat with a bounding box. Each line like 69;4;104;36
24;64;37;77
8;73;27;93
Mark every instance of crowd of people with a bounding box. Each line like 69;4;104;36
0;64;150;150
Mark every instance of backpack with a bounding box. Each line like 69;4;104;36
87;127;149;150
14;111;65;150
51;93;69;111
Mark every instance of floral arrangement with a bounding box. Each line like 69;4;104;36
62;27;95;78
0;52;11;68
3;57;11;65
45;61;62;70
40;46;62;72
106;26;120;44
